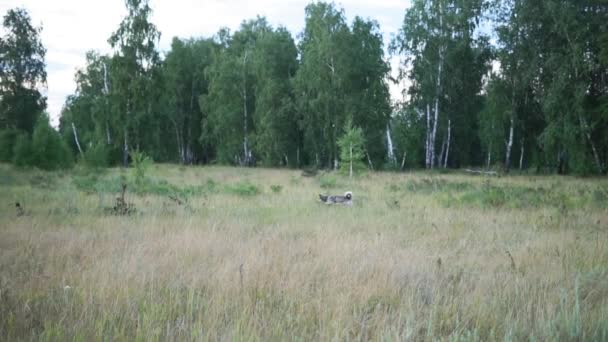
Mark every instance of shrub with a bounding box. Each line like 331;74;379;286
130;151;152;187
31;114;73;170
270;184;283;193
318;174;340;189
82;143;109;169
225;181;260;196
12;132;35;167
0;128;19;162
13;114;73;170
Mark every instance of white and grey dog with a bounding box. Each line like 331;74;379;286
319;191;353;206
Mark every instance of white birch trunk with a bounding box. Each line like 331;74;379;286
366;151;374;170
102;63;111;145
106;122;111;145
519;137;524;171
242;51;250;166
579;114;603;173
401;151;407;170
71;122;84;157
505;116;514;171
430;96;440;168
386;124;396;164
487;143;492;170
438;139;446;168
103;62;109;95
349;143;353;178
444;118;451;168
426;103;431;168
123;129;129;167
430;3;444;169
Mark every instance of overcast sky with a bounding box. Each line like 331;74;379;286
0;0;409;126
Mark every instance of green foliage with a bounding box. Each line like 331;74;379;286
31;115;73;170
318;173;341;189
270;184;283;193
12;132;34;167
81;143;109;169
0;8;47;134
12;115;73;170
130;151;152;187
40;0;607;174
0;129;19;162
337;119;366;177
224;181;260;196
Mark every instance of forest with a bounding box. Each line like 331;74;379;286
1;0;607;174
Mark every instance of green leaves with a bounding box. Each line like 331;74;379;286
0;8;47;135
338;118;366;177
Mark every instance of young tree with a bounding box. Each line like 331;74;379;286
338;118;366;177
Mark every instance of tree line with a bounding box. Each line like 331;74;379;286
1;0;606;174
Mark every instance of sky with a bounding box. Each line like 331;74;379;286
0;0;409;126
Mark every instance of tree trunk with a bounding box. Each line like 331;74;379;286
386;124;396;164
366;151;374;171
505;116;514;172
103;62;109;95
438;139;446;168
519;137;524;171
425;104;431;168
175;125;183;163
487;143;492;170
430;98;439;169
106;122;111;145
71;122;84;158
401;151;407;171
444;118;451;168
123;129;129;167
349;142;353;178
579;114;604;173
297;147;300;168
242;51;250;166
102;62;111;146
430;4;444;169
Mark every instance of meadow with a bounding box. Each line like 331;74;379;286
1;163;607;341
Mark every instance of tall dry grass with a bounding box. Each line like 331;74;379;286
1;164;607;340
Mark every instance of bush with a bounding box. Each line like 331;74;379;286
12;132;35;167
32;115;73;170
318;173;341;189
130;151;152;187
82;143;109;169
13;114;74;170
0;128;19;162
225;181;260;196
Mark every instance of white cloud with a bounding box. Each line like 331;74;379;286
1;0;408;126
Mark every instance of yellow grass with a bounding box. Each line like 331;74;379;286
1;163;607;340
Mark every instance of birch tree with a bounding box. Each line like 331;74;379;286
0;8;47;161
108;0;160;167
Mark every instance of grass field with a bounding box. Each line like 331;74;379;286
1;163;607;341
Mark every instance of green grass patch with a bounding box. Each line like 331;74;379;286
224;181;261;196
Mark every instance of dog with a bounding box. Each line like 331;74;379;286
319;191;353;206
